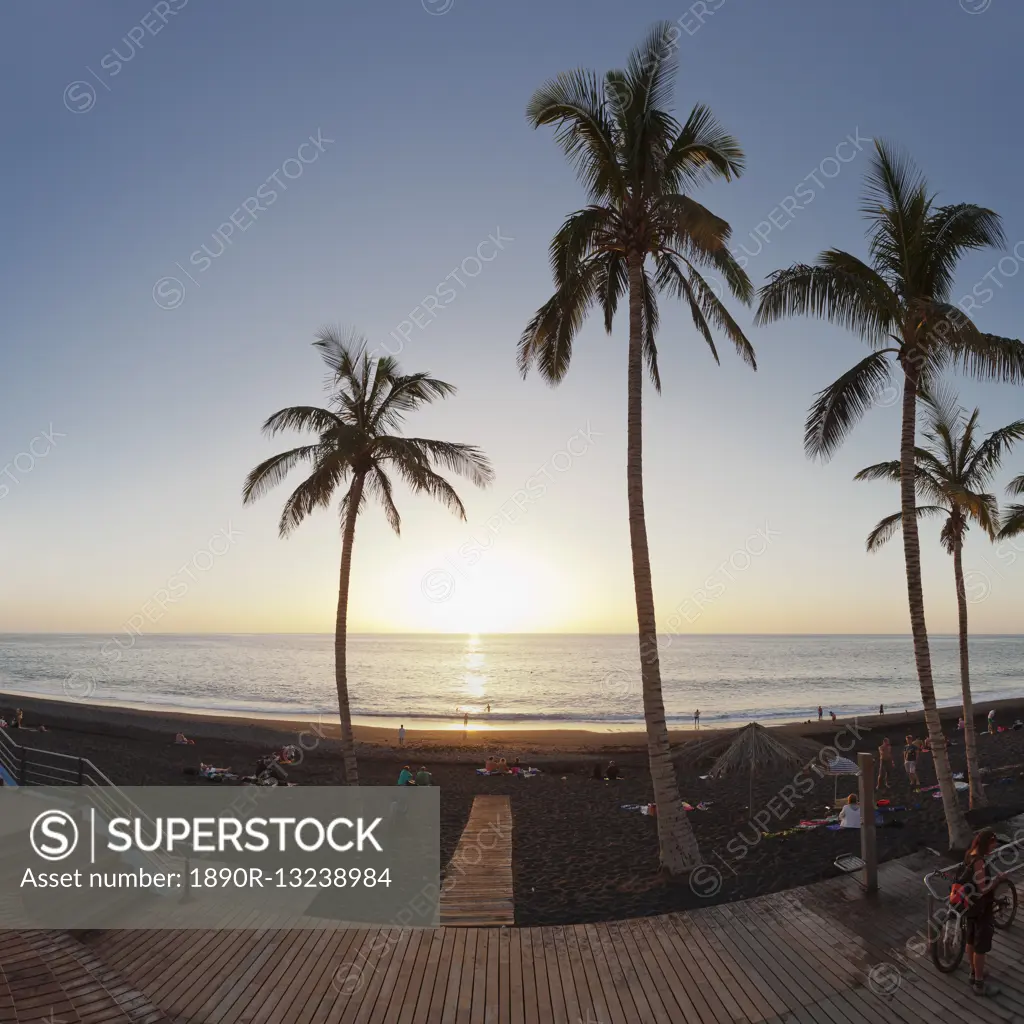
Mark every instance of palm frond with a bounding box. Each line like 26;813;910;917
517;256;605;383
756;256;898;346
242;445;323;504
526;69;623;201
965;420;1024;485
664;102;745;189
804;352;894;460
998;504;1024;539
865;506;947;552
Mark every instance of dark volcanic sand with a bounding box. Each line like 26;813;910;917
5;699;1024;926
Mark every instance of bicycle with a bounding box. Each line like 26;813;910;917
929;879;1018;973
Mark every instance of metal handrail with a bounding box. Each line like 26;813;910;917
0;727;115;787
0;724;177;875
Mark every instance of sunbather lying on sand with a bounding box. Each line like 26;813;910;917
174;733;195;745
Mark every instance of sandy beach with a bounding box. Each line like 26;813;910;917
5;690;1024;925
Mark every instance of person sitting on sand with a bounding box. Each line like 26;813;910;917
498;757;510;774
605;761;620;781
397;765;416;786
174;733;195;745
415;766;432;786
511;757;521;773
484;755;498;773
838;794;861;829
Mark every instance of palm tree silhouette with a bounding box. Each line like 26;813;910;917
757;141;1024;848
856;389;1024;807
243;328;493;782
520;22;754;872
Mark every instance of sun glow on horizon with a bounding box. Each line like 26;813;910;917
396;549;571;634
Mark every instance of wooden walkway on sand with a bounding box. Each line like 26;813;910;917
441;795;515;927
77;845;1024;1024
0;930;169;1024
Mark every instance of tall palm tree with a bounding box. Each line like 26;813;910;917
243;329;493;783
520;22;754;873
998;474;1024;538
856;391;1024;808
756;141;1024;849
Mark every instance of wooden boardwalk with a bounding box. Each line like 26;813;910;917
0;929;169;1024
441;795;515;928
77;848;1024;1023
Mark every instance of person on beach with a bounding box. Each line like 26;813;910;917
879;704;884;716
398;724;405;746
605;761;620;781
486;703;491;713
876;737;894;789
415;766;432;786
485;755;498;772
693;709;700;729
817;706;823;721
830;710;837;723
956;828;1007;996
498;757;510;774
463;713;469;728
838;794;861;829
14;709;23;729
174;733;195;745
397;765;416;786
903;734;919;790
988;709;996;734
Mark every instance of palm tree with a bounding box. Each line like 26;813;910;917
520;23;754;873
856;391;1024;808
756;141;1024;850
998;474;1024;538
243;329;493;783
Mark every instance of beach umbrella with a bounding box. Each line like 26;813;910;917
825;755;860;802
684;722;823;810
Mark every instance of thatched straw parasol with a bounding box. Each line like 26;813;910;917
683;722;823;810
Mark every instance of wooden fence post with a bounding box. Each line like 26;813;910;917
858;751;878;894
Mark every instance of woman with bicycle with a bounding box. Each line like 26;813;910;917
957;828;1008;997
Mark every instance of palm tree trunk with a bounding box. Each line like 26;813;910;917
626;248;701;874
953;537;986;808
334;473;365;785
898;363;971;849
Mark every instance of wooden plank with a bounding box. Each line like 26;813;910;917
440;796;514;928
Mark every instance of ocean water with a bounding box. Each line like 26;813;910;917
0;633;1022;730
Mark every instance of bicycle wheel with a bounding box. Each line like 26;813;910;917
930;908;966;973
993;880;1018;929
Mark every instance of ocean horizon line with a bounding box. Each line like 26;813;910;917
3;630;1023;639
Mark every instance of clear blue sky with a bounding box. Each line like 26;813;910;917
2;0;1023;634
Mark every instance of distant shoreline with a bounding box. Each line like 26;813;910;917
3;688;1023;758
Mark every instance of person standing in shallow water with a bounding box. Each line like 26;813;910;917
693;709;700;729
817;706;823;721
